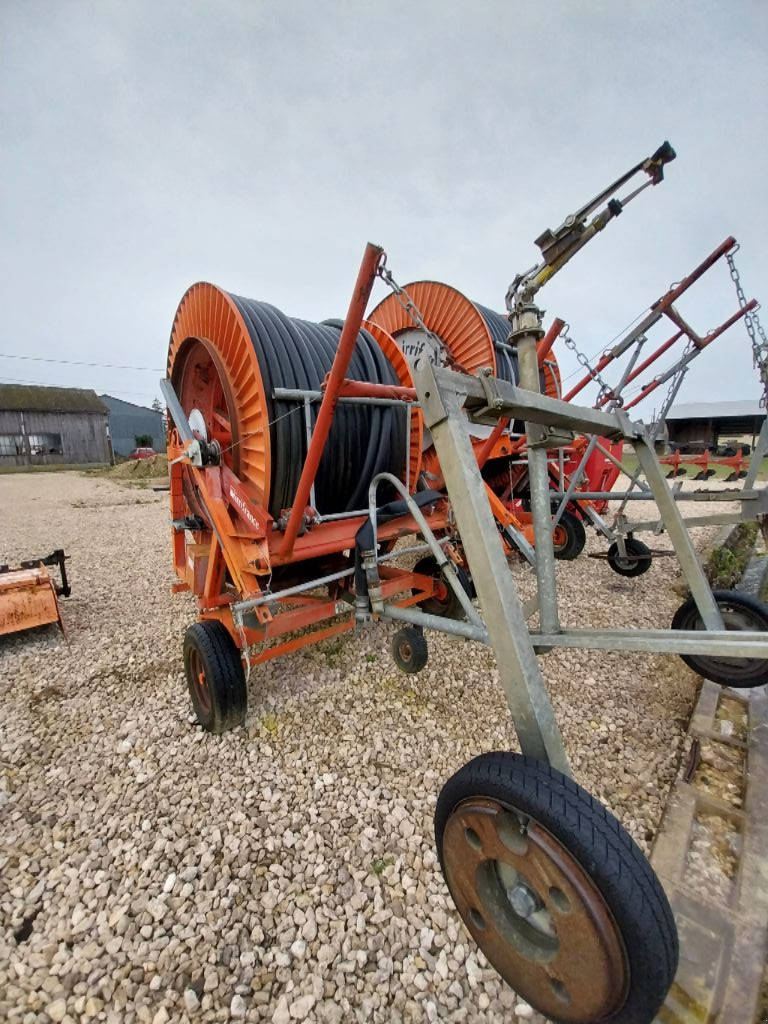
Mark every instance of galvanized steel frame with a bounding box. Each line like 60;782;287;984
401;358;767;770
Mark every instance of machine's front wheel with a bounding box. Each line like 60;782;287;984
435;752;677;1024
671;590;768;688
552;511;586;561
183;620;247;733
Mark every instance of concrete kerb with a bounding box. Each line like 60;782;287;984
651;548;768;1024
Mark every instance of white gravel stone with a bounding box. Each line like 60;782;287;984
0;470;729;1024
272;995;290;1024
289;993;316;1019
183;989;200;1013
45;999;67;1022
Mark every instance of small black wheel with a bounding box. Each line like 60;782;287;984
671;590;768;688
183;620;247;733
391;627;428;674
435;752;678;1024
607;536;652;577
551;510;586;561
412;556;473;620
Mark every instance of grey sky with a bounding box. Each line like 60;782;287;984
2;1;766;414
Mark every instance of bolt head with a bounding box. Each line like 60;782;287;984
507;883;539;919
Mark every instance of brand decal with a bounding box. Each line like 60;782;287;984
229;487;260;530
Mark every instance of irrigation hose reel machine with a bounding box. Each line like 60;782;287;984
161;142;768;1024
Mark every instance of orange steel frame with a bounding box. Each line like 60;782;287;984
0;567;63;637
168;243;455;658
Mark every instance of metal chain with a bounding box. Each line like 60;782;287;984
560;324;618;406
726;246;768;407
377;259;448;356
652;339;694;439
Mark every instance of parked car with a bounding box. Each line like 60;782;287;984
129;447;156;460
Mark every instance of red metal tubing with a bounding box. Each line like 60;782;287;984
537;317;565;366
596;329;683;406
652;236;736;311
280;242;385;556
476;418;510;469
335;378;417;401
699;299;757;348
621;298;757;412
623;377;661;411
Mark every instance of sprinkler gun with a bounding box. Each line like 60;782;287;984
506;141;676;311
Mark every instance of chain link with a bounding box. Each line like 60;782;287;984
726;247;768;407
377;260;449;358
559;324;619;406
651;338;694;439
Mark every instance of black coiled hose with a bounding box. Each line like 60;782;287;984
474;304;520;384
229;294;406;519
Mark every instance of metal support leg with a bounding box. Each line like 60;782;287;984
744;417;768;490
415;359;570;772
516;334;561;633
633;433;725;630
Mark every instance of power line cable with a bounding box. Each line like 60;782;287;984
0;352;164;372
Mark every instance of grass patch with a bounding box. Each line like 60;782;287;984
760;558;768;604
704;521;759;590
371;855;394;875
261;713;279;736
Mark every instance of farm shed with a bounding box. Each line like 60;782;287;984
100;395;166;456
666;399;765;449
0;384;109;467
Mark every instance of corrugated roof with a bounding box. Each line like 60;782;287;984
99;394;160;415
0;384;107;414
666;399;764;420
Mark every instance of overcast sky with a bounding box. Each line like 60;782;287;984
2;1;766;415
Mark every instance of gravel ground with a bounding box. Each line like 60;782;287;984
0;471;739;1024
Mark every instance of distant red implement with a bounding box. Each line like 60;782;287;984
0;549;70;637
129;447;156;460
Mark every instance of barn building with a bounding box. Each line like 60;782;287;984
665;400;765;451
99;396;166;457
0;384;110;467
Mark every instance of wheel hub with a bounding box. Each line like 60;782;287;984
442;797;629;1022
506;881;541;920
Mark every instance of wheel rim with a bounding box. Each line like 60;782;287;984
188;648;212;716
432;577;450;605
442;797;628;1022
552;525;568;550
398;639;413;662
612;541;647;570
686;600;764;681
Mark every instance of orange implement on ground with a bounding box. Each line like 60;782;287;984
0;550;70;637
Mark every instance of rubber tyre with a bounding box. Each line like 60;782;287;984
551;510;586;561
607;537;652;577
412;556;473;619
183;620;247;733
391;627;428;674
671;589;768;688
435;752;678;1024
